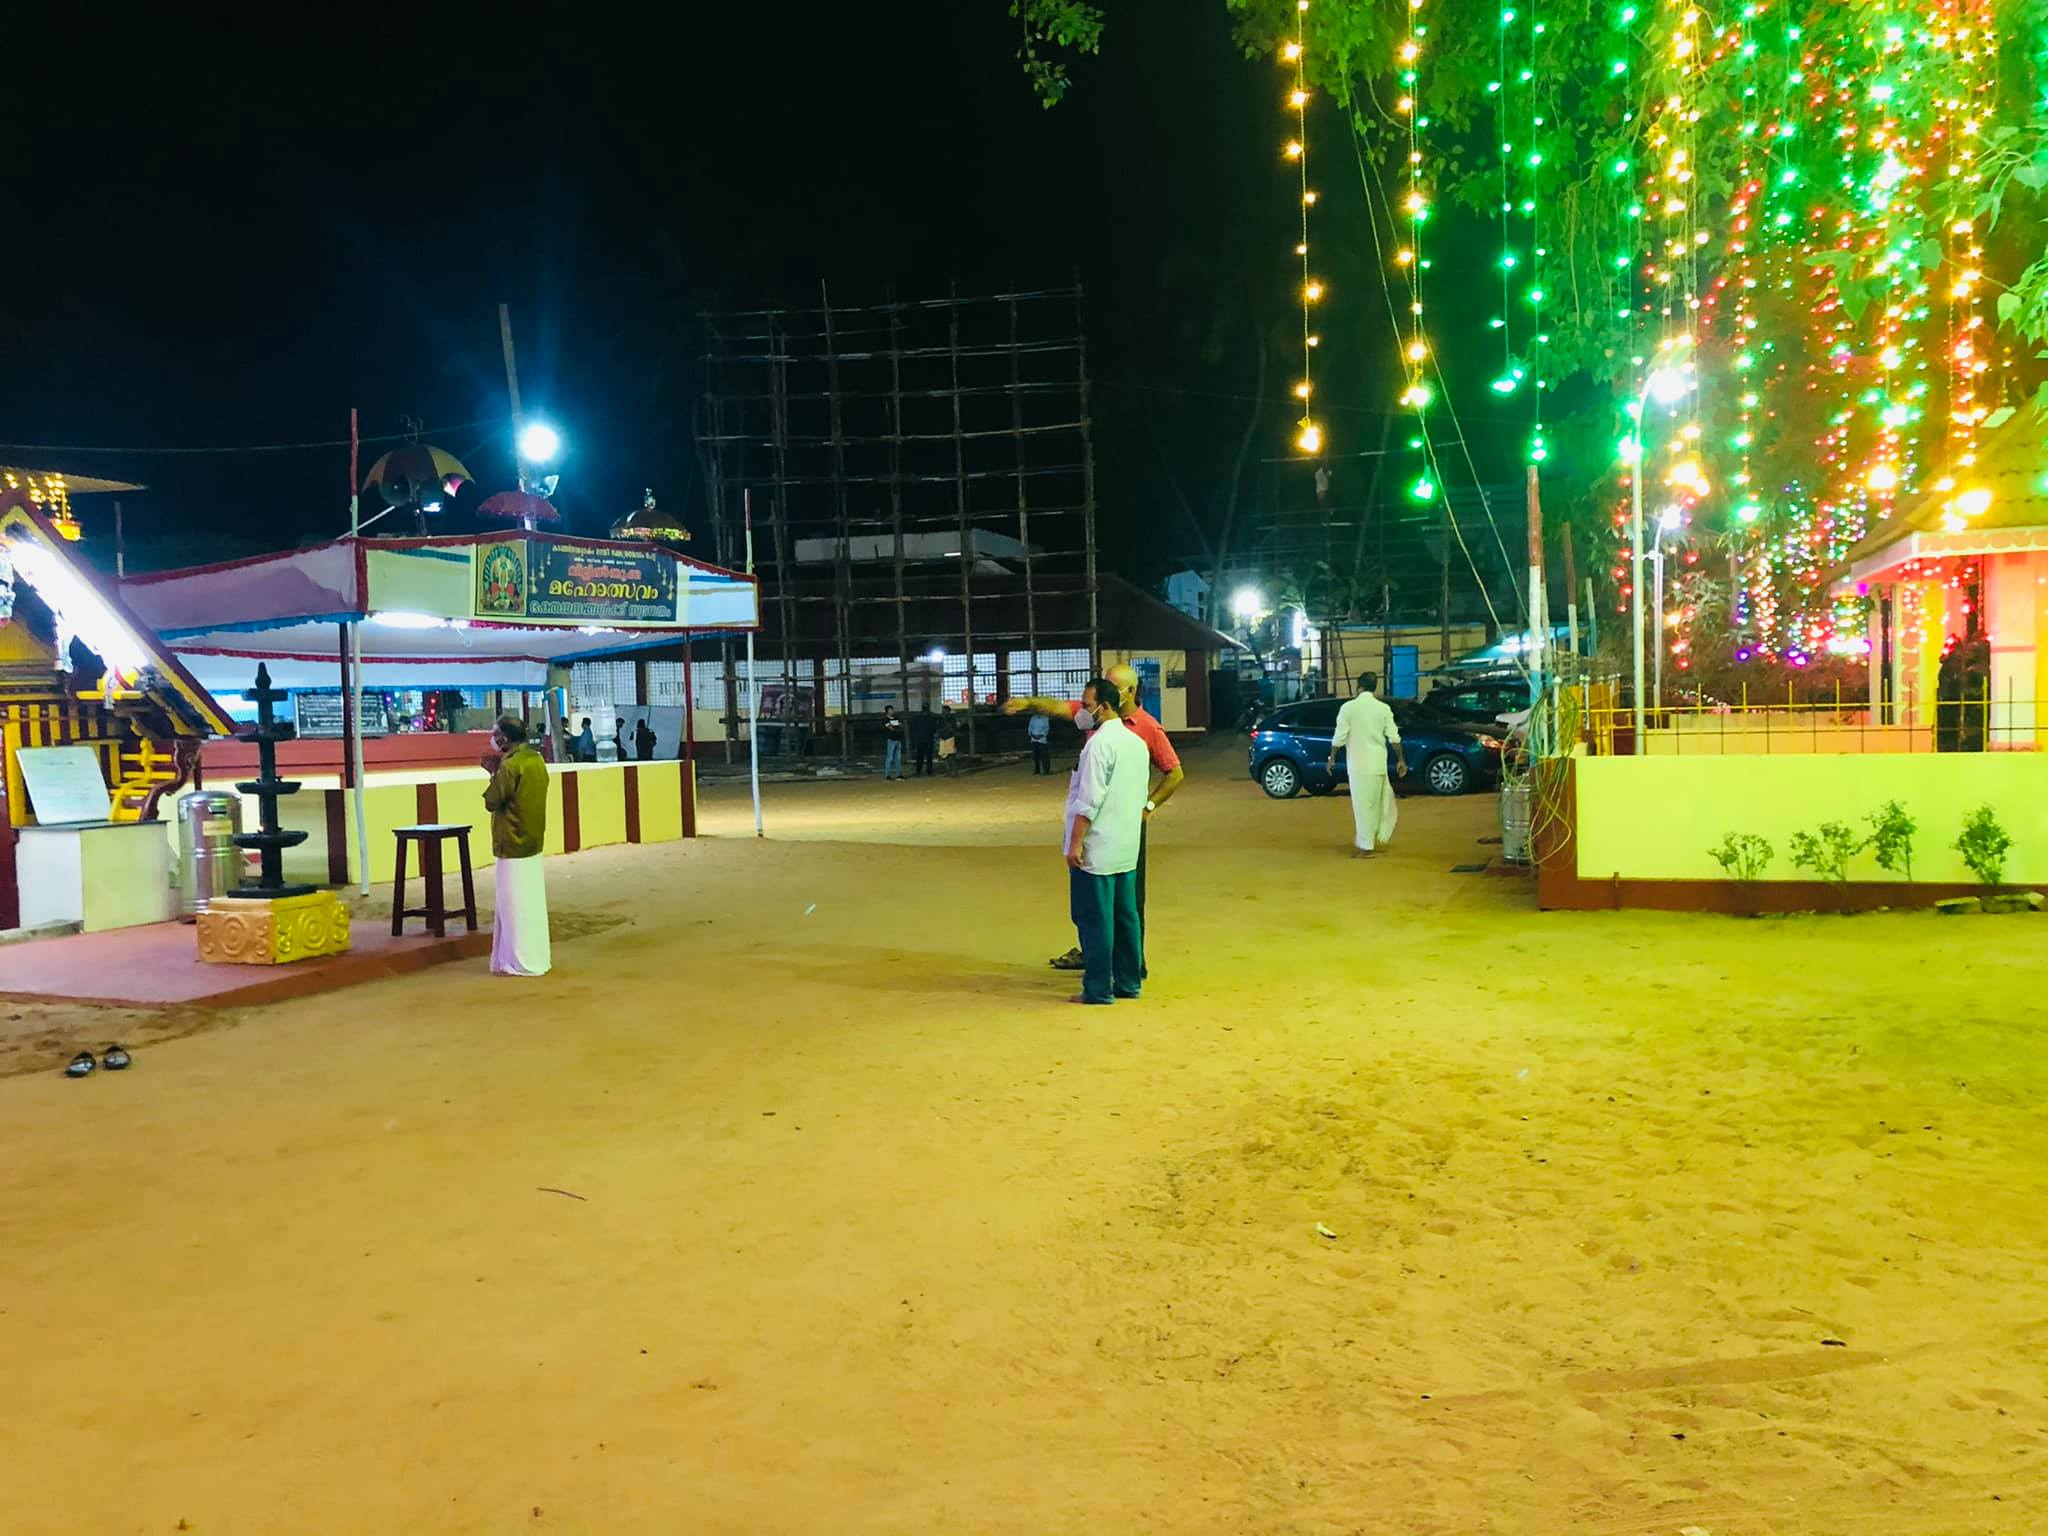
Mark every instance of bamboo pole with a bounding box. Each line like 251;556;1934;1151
949;286;977;752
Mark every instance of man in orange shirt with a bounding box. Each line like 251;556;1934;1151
1008;661;1184;972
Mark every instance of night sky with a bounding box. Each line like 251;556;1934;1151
5;3;1491;599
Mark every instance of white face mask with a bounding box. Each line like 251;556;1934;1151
1076;705;1099;732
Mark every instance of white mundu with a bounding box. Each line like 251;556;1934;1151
1332;690;1401;853
491;855;552;976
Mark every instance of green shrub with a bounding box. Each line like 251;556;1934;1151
1708;832;1773;884
1867;800;1917;882
1789;821;1865;897
1954;806;2012;887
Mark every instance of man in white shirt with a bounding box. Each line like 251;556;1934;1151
1327;671;1408;858
1062;677;1151;1004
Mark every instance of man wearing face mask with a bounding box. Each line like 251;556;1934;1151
1060;677;1149;1004
1008;660;1182;973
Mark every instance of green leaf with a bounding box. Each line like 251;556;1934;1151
2015;163;2048;192
1999;292;2023;325
1912;238;1944;271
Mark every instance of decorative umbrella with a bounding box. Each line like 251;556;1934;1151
477;490;561;527
610;489;690;546
362;444;473;522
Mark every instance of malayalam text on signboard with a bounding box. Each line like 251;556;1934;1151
474;540;677;625
294;691;397;739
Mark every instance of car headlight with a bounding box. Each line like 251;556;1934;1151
1478;736;1504;750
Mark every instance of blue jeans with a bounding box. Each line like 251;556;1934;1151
1069;867;1144;1004
884;739;904;778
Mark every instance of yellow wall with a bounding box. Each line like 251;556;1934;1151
1326;626;1491;696
1102;649;1189;731
577;766;628;849
1576;753;2048;883
638;762;686;842
1642;722;1935;755
167;762;686;892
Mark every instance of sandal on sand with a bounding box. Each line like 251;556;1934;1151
102;1045;133;1071
1049;947;1086;971
64;1051;96;1078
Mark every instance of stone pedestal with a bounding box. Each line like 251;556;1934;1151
196;890;352;965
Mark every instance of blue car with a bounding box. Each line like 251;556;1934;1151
1248;698;1504;800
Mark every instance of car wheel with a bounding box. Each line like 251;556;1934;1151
1421;751;1471;796
1258;757;1302;799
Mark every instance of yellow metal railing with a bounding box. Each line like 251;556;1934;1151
1578;680;2038;756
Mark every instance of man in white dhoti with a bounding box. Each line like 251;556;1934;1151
482;715;552;976
1327;672;1407;858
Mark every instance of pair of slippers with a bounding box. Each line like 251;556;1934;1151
65;1046;132;1078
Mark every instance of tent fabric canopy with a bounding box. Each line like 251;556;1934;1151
123;531;758;694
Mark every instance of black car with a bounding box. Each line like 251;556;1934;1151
1416;672;1531;729
1248;698;1504;799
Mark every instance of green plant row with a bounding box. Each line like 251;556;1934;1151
1708;803;2015;891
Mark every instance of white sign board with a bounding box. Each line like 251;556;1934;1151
16;745;115;826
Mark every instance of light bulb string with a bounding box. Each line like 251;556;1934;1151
1525;0;1544;451
1498;12;1513;378
1284;0;1321;454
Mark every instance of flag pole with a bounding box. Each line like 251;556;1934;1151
744;488;763;838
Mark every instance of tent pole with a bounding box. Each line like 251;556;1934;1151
349;621;369;896
348;408;370;896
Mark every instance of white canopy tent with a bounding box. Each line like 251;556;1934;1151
123;530;760;887
124;531;758;697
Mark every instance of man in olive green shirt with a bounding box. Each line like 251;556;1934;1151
482;715;551;976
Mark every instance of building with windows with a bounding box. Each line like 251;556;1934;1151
570;570;1239;759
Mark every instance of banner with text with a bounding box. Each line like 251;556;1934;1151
474;540;680;627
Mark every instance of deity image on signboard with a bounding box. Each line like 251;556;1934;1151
476;542;528;619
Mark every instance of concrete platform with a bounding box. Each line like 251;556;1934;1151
0;918;490;1009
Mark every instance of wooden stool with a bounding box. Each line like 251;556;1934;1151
391;824;478;938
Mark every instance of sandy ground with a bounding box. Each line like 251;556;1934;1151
2;738;2046;1535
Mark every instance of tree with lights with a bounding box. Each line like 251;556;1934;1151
1022;0;2048;691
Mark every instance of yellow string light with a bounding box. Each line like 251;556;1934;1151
1398;0;1431;471
1285;0;1320;456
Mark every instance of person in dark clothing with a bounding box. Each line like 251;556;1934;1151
574;717;597;762
909;705;938;776
882;704;906;780
936;704;960;775
1028;710;1053;774
612;718;627;760
634;718;658;761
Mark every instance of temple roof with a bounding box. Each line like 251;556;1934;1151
1832;408;2048;590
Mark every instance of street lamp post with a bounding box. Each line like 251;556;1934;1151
1626;342;1692;754
1630;426;1647;754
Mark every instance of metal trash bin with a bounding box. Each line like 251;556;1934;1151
1499;779;1532;865
178;789;244;921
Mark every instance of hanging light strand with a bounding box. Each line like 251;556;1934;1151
1285;1;1322;455
1397;0;1437;504
1490;7;1517;394
1525;0;1548;462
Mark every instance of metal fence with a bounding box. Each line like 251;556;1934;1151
1578;682;2038;756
